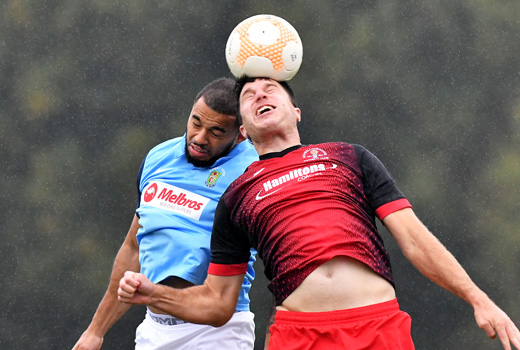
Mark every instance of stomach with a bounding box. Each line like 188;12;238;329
278;256;396;312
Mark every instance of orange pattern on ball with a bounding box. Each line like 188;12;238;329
234;17;299;72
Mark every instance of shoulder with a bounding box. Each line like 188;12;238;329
349;144;386;168
319;142;377;162
308;141;359;152
232;140;258;157
225;140;259;165
144;136;184;163
351;144;374;161
308;142;385;175
305;142;364;161
148;136;184;155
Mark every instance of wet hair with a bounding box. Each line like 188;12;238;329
194;77;238;117
234;76;298;124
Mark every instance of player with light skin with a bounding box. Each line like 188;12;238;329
72;78;258;350
118;77;520;350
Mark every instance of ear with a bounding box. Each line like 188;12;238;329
296;108;302;122
239;125;248;141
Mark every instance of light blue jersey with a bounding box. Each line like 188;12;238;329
136;135;258;311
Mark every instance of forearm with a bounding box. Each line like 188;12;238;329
150;283;238;326
384;209;484;305
405;240;520;348
75;268;135;350
87;217;141;335
119;273;244;327
385;208;520;349
405;229;483;302
87;282;133;335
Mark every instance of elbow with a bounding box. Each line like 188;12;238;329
183;306;234;327
208;309;234;327
399;238;418;257
204;299;236;327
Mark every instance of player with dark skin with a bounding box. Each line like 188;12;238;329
72;78;256;350
118;77;520;350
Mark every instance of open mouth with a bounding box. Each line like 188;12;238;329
190;143;207;156
256;105;275;116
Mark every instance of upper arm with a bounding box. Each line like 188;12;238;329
382;207;436;256
110;215;142;282
126;214;142;248
205;273;245;301
203;273;246;325
383;208;419;239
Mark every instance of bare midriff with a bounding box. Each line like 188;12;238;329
278;256;396;312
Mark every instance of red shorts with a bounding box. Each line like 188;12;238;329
269;298;415;350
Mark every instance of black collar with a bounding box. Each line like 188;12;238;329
259;144;304;160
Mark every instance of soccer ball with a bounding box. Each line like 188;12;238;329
225;14;303;81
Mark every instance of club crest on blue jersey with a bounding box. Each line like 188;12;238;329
205;167;225;188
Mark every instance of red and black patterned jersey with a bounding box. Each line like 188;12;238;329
209;142;412;305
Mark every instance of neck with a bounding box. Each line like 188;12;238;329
252;133;301;156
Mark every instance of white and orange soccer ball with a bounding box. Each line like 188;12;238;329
225;14;303;81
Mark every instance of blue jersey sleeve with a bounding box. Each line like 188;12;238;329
135;156;146;216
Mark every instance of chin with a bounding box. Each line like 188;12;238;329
187;153;214;168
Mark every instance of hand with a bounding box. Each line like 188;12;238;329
474;298;520;350
118;271;155;305
71;331;103;350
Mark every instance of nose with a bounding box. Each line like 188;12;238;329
255;90;267;102
192;129;209;145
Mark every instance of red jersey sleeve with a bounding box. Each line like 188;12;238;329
210;194;252;268
375;198;412;220
354;144;411;218
208;262;248;276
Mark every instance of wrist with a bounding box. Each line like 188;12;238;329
463;287;490;308
149;283;167;307
86;318;111;337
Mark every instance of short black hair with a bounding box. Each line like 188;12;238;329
194;77;238;117
234;76;298;123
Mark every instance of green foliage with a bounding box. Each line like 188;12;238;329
1;1;519;349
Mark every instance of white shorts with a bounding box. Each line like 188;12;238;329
135;308;255;350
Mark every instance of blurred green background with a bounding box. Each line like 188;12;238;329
1;1;519;349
